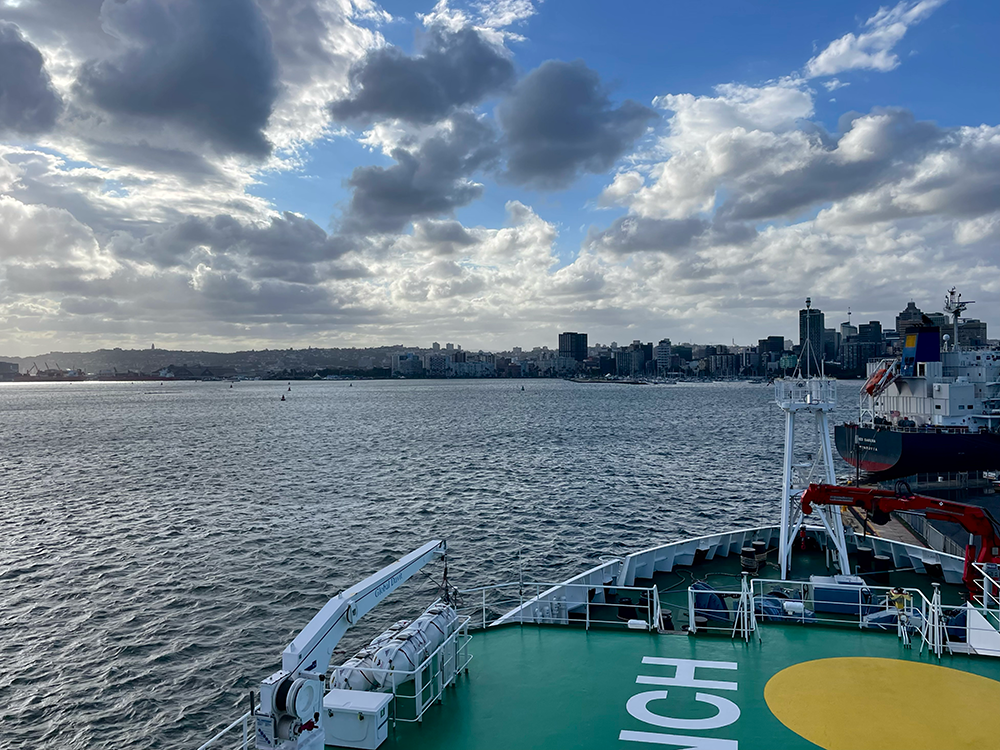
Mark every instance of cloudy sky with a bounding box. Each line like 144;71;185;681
0;0;997;356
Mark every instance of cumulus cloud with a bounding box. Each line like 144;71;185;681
805;0;946;78
0;0;997;355
341;112;498;234
0;195;99;263
498;60;657;189
0;22;62;135
108;211;358;272
585;216;709;256
604;86;967;225
255;0;385;150
329;25;515;125
76;0;279;156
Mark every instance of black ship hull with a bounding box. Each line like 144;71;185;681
835;424;1000;480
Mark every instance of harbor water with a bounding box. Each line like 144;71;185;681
0;378;860;749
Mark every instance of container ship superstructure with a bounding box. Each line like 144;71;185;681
836;289;1000;481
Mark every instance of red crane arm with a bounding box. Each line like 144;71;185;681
801;483;1000;593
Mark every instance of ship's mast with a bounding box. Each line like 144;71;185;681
943;287;973;352
776;299;849;579
796;297;824;379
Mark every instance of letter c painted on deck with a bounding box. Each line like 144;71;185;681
626;690;741;731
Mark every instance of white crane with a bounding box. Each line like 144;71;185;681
254;541;447;750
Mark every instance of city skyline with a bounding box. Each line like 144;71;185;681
0;1;997;357
2;292;989;380
1;287;990;362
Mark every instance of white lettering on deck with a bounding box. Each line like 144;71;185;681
620;657;740;749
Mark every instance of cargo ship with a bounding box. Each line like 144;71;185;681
198;374;1000;750
836;289;1000;481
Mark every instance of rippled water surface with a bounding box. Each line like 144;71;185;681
0;378;860;748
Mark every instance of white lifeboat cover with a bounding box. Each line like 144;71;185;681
371;629;430;688
332;619;411;690
410;603;458;654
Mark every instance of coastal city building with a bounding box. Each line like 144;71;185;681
654;339;672;375
895;301;926;338
557;332;588;362
798;300;824;373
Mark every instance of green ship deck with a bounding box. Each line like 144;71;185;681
374;545;1000;750
383;623;1000;750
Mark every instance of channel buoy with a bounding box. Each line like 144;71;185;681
280;394;286;401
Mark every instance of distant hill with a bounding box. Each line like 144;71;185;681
0;346;413;376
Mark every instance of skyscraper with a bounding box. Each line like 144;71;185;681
558;332;588;361
798;299;824;374
654;339;672;375
896;301;925;339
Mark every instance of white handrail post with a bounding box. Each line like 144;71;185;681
931;583;943;659
652;584;660;631
688;588;697;634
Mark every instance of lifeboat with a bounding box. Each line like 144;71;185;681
864;367;887;396
864;362;898;398
332;619;411;691
371;603;458;689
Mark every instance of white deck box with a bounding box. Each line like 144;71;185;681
323;689;392;749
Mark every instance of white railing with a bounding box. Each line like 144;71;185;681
197;711;252;750
355;617;473;726
974;563;1000;626
686;574;1000;659
893;511;967;557
774;377;837;408
196;619;473;750
459;581;660;631
972;563;1000;649
684;578;978;657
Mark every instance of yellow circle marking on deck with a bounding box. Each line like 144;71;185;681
764;657;1000;750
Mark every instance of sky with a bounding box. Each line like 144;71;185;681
0;0;997;356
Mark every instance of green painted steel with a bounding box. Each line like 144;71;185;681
352;623;1000;750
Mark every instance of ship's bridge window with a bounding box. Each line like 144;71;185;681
959;405;965;409
936;405;942;409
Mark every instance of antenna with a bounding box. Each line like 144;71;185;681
944;287;974;351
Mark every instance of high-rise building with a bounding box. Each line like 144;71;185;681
896;301;925;339
823;328;840;361
432;342;440;351
960;319;988;347
558;332;588;361
927;312;949;329
858;321;883;343
798;299;824;373
654;339;672;375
